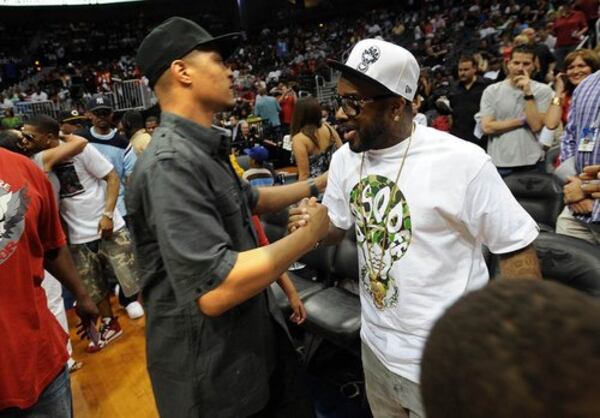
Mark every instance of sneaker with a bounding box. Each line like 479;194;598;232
85;339;104;353
99;317;123;346
125;301;144;320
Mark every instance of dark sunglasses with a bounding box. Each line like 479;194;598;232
335;94;397;117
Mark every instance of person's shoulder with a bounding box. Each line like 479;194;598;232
417;125;489;163
531;80;553;94
482;80;503;93
0;148;45;179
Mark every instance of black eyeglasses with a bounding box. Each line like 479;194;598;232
335;94;396;117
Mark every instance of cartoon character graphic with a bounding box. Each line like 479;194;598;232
357;46;381;73
350;175;412;310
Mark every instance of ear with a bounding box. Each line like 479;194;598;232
170;60;192;86
391;97;407;117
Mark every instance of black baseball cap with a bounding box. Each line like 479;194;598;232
86;94;113;112
136;17;242;88
60;109;87;124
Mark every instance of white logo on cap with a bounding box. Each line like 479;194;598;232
357;46;381;73
96;97;104;104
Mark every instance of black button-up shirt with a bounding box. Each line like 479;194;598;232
126;112;286;418
449;77;489;146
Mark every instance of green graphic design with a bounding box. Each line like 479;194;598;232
350;175;412;310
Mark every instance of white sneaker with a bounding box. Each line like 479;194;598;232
125;301;144;320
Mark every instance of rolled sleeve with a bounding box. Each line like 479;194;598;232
147;156;240;306
241;179;259;211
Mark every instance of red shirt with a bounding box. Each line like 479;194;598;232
279;94;296;125
577;0;599;19
554;11;588;47
0;149;68;410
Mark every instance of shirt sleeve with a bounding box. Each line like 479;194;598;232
322;150;353;230
240;178;259;210
459;159;539;254
560;91;578;162
81;144;113;179
144;156;239;306
123;144;137;177
479;85;495;118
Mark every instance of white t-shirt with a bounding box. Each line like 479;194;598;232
52;144;125;244
30;91;48;102
323;124;539;383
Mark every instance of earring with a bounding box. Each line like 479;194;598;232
393;115;401;122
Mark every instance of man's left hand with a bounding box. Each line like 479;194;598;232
570;199;594;214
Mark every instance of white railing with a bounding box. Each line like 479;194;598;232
13;78;155;121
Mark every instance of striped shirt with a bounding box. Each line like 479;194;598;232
560;70;600;224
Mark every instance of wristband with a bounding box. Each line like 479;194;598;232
102;211;114;220
307;178;319;198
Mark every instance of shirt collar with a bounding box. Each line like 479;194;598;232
160;112;231;158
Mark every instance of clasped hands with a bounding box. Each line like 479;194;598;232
288;197;330;243
564;165;600;214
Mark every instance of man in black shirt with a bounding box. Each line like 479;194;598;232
449;55;489;148
129;17;329;417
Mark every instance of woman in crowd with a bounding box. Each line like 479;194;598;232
291;97;342;181
545;49;600;131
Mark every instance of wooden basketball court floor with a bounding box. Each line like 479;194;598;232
67;301;159;418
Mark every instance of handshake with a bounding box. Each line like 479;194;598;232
288;197;331;244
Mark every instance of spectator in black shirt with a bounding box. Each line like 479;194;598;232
521;28;556;82
449;55;489;147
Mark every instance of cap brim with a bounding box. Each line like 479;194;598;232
327;59;399;97
62;116;87;123
88;105;112;112
199;32;243;60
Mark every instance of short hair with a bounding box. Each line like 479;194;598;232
422;280;600;418
0;129;25;154
145;115;159;125
121;110;144;133
26;115;60;136
510;44;536;61
458;55;478;68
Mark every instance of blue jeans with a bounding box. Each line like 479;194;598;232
0;366;72;418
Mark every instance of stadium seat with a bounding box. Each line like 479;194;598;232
503;172;564;231
301;229;362;354
544;146;561;174
534;232;600;297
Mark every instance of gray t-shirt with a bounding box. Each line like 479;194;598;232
480;79;553;167
33;152;60;204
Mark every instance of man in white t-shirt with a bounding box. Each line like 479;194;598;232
20;115;141;353
291;39;542;418
30;86;49;102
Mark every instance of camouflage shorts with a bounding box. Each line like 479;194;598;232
70;228;140;304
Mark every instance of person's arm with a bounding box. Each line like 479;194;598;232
498;244;542;279
481;115;525;135
98;169;120;239
544;79;565;130
292;135;311;181
41;134;88;172
253;172;327;214
198;200;329;316
288;202;347;245
276;272;306;324
514;74;546;133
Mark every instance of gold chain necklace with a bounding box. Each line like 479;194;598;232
357;124;414;307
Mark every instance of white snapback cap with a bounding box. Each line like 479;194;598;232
328;39;420;101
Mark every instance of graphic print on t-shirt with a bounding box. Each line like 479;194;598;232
53;162;84;198
0;184;29;266
350;175;412;310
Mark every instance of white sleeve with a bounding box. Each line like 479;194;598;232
322;151;353;230
81;144;113;179
459;160;539;254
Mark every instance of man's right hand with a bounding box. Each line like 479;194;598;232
563;176;586;204
303;197;330;242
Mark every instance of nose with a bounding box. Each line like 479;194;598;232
336;106;349;121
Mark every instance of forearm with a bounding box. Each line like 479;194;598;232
482;118;523;135
524;101;544;133
198;227;318;316
104;175;119;213
498;244;542;280
254;177;325;214
544;102;562;130
277;272;299;299
44;246;89;300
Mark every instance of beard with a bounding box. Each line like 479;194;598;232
347;114;392;153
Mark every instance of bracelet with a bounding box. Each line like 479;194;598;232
307;178;319;198
551;96;562;106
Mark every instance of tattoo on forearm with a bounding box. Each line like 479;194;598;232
499;245;542;280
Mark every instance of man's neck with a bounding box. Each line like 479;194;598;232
372;119;414;150
160;101;214;129
463;78;476;90
93;125;112;135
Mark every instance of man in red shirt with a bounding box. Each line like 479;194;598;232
553;2;589;68
0;146;97;416
278;82;297;135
